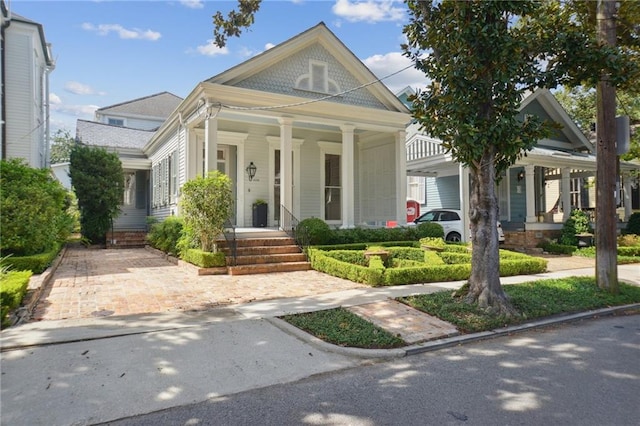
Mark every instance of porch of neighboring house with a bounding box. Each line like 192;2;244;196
406;132;640;251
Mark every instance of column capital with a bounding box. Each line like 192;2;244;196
340;123;355;133
278;116;294;127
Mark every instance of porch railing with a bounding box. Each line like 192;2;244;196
280;205;310;259
406;134;446;161
222;218;237;266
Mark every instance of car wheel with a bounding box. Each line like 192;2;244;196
446;232;461;243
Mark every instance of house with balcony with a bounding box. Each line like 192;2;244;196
1;2;55;168
405;88;640;248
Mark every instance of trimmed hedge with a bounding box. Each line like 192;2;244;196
540;241;577;255
1;270;32;327
3;244;62;274
314;241;419;251
181;249;226;268
618;246;640;257
439;252;472;264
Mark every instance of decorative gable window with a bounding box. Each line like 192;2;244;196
295;60;340;94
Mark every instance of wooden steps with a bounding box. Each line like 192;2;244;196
218;235;311;275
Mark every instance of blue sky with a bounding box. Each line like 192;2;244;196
11;0;427;134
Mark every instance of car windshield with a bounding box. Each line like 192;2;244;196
420;212;437;221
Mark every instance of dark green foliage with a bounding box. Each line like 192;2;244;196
181;249;226;268
0;159;72;256
69;145;124;244
4;244;62;274
147;217;184;256
414;222;444;239
559;209;593;246
297;218;331;245
539;241;578;255
281;308;405;349
1;270;32;327
625;212;640;235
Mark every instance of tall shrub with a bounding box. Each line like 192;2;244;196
0;159;72;255
560;209;593;246
69;145;124;244
180;171;233;253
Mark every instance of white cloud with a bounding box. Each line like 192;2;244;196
82;22;161;41
180;0;204;9
363;51;427;94
50;103;99;118
50;92;62;104
64;81;106;96
187;39;229;57
332;0;406;23
264;43;275;50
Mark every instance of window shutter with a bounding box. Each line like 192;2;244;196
135;170;146;209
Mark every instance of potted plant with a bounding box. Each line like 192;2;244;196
252;199;268;227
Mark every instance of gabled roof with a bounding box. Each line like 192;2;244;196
10;12;54;66
206;22;408;113
96;92;183;119
520;89;593;153
76;119;155;150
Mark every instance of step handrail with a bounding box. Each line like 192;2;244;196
222;218;237;266
280;205;310;259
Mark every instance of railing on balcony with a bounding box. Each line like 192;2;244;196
406;134;446;161
280;204;310;259
222;218;237;266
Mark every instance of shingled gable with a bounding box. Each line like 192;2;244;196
76;119;155;150
96;91;183;120
206;22;408;113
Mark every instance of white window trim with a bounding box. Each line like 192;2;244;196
318;141;342;224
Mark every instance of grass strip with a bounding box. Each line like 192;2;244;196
280;307;406;349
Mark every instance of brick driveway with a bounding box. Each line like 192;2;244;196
31;245;366;322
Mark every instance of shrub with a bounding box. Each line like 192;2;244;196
1;159;73;255
297;218;332;245
181;249;226;268
625;212;640;235
4;244;62;274
420;237;446;250
618;234;640;247
539;240;577;255
70;145;124;244
1;270;32;327
180;171;233;253
559;209;593;246
147;216;184;255
414;222;444;239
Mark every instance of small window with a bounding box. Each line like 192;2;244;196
108;118;124;126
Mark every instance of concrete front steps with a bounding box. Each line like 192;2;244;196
218;232;310;275
106;231;147;249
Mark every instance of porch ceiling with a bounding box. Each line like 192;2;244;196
517;147;640;173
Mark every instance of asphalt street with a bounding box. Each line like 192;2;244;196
101;314;640;426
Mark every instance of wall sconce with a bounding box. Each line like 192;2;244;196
517;170;525;182
246;162;257;181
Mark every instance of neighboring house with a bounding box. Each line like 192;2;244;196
406;88;640;247
73;92;182;236
1;1;55;168
144;22;410;229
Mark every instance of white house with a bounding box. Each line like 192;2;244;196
144;22;411;230
406;88;640;247
1;2;55;168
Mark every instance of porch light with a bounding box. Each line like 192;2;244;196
246;162;257;181
517;170;525;182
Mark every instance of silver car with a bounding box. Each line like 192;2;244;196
413;208;505;243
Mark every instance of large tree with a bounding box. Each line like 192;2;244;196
50;129;76;164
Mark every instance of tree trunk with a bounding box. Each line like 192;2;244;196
465;148;518;316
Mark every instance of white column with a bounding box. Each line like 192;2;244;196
236;142;246;227
279;117;293;223
204;111;218;175
561;167;571;221
623;174;632;222
459;164;470;242
341;124;355;228
525;164;537;223
395;130;407;226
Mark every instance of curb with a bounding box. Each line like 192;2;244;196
267;303;640;359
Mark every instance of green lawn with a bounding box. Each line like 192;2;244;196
280;277;640;348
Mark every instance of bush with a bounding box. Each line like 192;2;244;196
559;209;593;246
414;222;444;239
4;244;62;274
147;216;184;255
297;218;332;245
625;212;640;235
1;270;32;327
181;249;226;268
539;240;577;255
618;234;640;247
1;159;73;255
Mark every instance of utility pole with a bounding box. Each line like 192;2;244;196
595;0;618;293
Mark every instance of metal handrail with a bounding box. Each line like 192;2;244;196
222;218;237;266
280;204;310;259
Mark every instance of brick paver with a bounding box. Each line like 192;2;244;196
31;245;367;322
